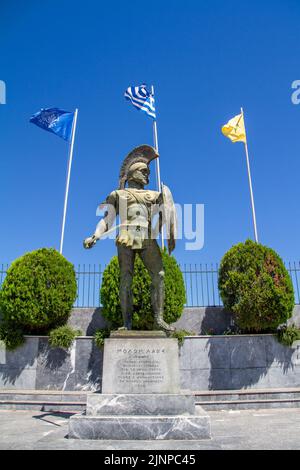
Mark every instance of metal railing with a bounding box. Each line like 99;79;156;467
1;261;300;308
287;261;300;307
0;264;9;290
74;263;222;308
75;264;104;308
181;263;222;308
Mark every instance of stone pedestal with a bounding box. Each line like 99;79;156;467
68;331;211;440
102;334;180;394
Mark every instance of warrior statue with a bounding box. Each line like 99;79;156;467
83;145;177;333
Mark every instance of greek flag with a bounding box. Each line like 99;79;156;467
124;84;156;120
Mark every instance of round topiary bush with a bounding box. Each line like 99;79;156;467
0;248;77;333
100;250;186;330
218;239;295;333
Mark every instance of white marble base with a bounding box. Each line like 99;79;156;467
68;407;211;440
86;393;195;416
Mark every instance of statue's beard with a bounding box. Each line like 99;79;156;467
130;177;148;186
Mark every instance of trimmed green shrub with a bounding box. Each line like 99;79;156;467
100;250;186;330
277;324;300;347
0;322;25;351
218;239;294;333
49;325;82;350
0;248;77;333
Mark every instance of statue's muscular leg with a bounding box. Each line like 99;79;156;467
117;245;136;330
139;240;174;333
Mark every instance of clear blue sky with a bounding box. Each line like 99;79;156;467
1;0;300;268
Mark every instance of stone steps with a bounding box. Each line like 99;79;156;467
2;388;300;412
194;387;300;410
0;390;87;412
196;398;300;410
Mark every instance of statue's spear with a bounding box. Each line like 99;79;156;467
151;85;165;250
124;84;165;249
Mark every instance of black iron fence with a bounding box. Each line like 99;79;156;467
0;261;300;308
75;264;104;308
0;264;8;291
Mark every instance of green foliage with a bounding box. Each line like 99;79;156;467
218;240;295;333
277;324;300;347
100;250;186;330
93;328;111;349
0;248;77;333
222;326;242;336
100;256;122;328
49;325;82;350
0;322;25;351
171;329;195;346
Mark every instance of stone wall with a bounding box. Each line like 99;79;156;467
1;334;300;391
68;305;300;335
67;306;235;335
179;335;300;390
0;337;103;391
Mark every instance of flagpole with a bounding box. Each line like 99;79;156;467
151;85;164;250
59;108;78;254
241;107;259;243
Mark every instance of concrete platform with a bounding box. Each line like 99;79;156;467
1;407;300;449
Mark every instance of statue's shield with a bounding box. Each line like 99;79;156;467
161;184;177;254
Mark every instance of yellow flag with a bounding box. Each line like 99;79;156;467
222;113;246;143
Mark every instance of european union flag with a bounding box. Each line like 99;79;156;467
30;108;74;142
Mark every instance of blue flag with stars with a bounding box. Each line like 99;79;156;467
30;108;74;142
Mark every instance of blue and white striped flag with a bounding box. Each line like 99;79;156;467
124;84;156;120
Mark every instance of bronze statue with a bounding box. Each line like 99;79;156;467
84;145;176;332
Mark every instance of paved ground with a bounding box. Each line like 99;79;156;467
0;407;300;450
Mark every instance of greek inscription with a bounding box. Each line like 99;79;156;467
116;348;165;354
116;347;165;386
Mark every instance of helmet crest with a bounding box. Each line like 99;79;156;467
119;145;158;189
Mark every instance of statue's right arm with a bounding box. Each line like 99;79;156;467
83;191;117;249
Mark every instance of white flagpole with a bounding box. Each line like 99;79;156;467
151;85;164;250
241;107;259;243
59;108;78;254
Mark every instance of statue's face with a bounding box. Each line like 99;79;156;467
133;167;149;186
128;164;150;186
